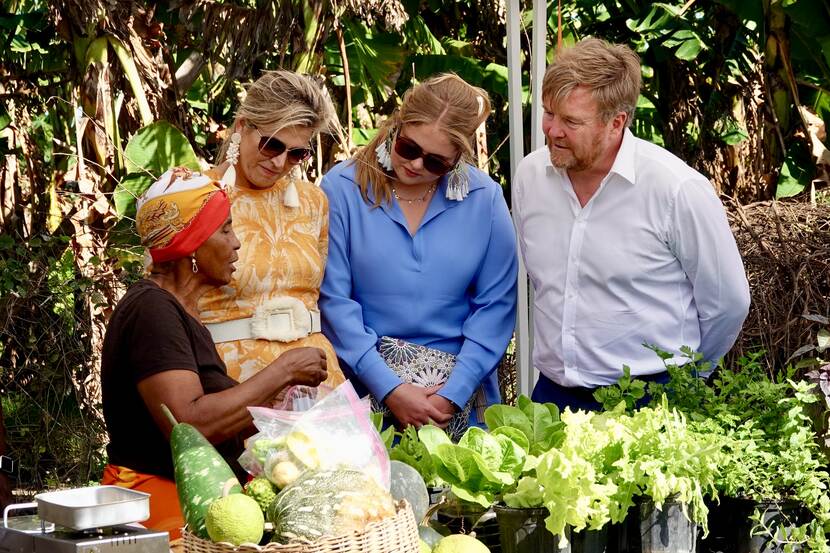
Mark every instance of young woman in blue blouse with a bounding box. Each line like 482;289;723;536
319;74;517;435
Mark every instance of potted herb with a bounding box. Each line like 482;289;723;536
600;347;830;551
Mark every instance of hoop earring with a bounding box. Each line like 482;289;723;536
445;162;469;201
220;131;242;188
374;127;395;171
191;257;199;273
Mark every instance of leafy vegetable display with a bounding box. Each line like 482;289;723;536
532;398;723;545
483;395;565;509
384;344;830;552
417;425;525;509
597;347;830;551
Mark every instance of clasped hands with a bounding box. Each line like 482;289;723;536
384;383;457;430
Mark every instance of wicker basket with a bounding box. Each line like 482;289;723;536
182;500;420;553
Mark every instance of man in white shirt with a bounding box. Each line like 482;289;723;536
512;38;751;411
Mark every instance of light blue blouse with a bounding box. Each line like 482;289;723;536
319;161;518;412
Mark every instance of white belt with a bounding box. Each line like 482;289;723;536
206;297;321;343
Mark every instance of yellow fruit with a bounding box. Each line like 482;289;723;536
286;430;320;468
433;534;490;553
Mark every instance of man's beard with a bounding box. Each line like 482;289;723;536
548;137;602;172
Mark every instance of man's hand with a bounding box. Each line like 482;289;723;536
384;384;452;429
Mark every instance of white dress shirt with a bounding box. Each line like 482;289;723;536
512;129;750;387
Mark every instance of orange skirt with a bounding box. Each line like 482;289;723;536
102;464;184;541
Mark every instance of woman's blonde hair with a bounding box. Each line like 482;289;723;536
352;73;491;207
542;37;641;126
217;70;341;161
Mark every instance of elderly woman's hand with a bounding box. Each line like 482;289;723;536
274;347;328;387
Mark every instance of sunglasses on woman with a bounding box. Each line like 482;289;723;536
393;133;457;175
252;126;313;164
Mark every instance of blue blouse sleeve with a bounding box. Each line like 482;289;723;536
437;185;518;408
319;172;402;401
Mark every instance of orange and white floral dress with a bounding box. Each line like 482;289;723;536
198;174;345;386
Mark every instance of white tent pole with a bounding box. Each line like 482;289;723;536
530;0;547;152
519;0;548;397
506;0;533;400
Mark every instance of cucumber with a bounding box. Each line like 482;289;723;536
162;404;242;538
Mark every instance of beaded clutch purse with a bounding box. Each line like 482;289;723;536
372;336;481;440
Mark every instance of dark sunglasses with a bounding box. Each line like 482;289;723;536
394;134;457;175
252;127;313;164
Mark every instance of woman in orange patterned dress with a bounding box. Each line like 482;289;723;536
198;71;345;388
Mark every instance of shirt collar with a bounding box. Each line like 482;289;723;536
609;127;636;186
543;127;637;186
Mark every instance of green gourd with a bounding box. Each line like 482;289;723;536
161;404;242;539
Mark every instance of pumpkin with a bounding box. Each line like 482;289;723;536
267;468;396;544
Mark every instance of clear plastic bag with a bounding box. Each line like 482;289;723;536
238;380;391;490
272;384;332;412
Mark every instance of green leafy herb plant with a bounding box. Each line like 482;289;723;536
596;347;830;551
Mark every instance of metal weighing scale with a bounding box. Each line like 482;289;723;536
0;485;169;553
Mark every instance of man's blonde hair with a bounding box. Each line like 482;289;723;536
542;38;641;126
352;73;491;207
217;70;340;161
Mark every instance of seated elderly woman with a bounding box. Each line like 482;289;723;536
100;169;327;541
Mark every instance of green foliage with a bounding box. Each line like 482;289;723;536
5;0;830;497
592;366;646;412
776;142;815;199
387;426;440;488
0;228;109;489
602;347;830;549
115;122;201;218
533;399;722;544
333;19;405;107
484;394;564;455
419;425;525;509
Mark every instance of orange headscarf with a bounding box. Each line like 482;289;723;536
136;168;231;264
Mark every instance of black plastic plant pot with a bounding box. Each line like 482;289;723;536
493;504;562;553
571;526;609;553
736;500;811;553
697;496;754;553
437;500;502;553
640;499;698;553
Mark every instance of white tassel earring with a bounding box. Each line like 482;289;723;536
446;162;469;201
220;130;242;188
375;127;395;171
283;167;301;208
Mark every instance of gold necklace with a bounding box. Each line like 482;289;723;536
392;183;436;204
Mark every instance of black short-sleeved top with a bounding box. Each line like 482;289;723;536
101;279;244;480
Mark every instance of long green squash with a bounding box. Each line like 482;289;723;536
162;404;242;538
